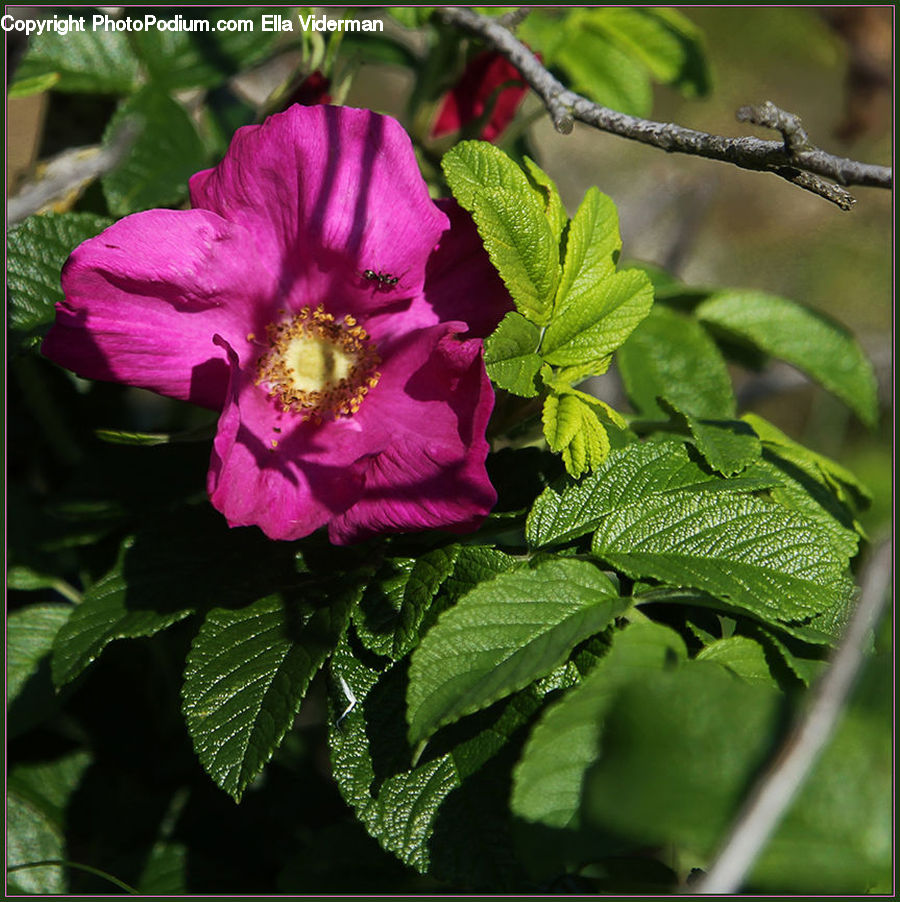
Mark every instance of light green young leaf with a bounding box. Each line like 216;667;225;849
484;311;542;397
527;440;782;549
556;187;621;309
12;21;140;93
697;291;878;426
407;558;628;745
443;142;560;325
102;88;207;216
7;604;73;706
542;393;611;477
593;491;855;638
618;304;735;418
8;213;113;348
183;589;355;802
541;268;654;366
523;157;568;244
511;621;686;878
7;71;61;98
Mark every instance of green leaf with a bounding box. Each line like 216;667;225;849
696;636;779;688
101;88;207;216
593;490;855;639
329;633;570;887
696;291;878;426
584;8;711;96
522;156;568;244
511;621;686;879
407;558;628;745
617;304;735;418
51;508;300;687
7;71;61;98
7;750;92;894
527;440;782;549
658;398;761;476
542;392;611;478
12;20;140;93
8;213;113;349
129;9;289;90
556;187;621;311
442;142;560;325
483;312;542;397
7;604;72;706
556;27;652;115
182;588;355;802
541;268;654;366
583;662;782;854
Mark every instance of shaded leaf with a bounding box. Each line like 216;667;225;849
7;604;72;706
407;558;628;745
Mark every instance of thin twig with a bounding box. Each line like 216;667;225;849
436;7;891;209
693;537;893;894
6;118;139;228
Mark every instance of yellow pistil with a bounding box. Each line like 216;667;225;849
255;305;381;421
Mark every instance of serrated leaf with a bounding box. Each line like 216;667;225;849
556;187;621;309
129;8;288;90
329;632;566;887
51;508;300;687
527;440;782;549
542;392;612;477
584;8;711;96
483;311;542;397
442;142;560;325
407;558;628;745
697;291;878;426
542;268;654;366
523;156;568;244
696;636;778;688
182;588;355;802
511;621;686;878
8;213;113;348
12;21;140;93
101;88;207;216
592;490;855;637
618;303;735;418
7;604;72;706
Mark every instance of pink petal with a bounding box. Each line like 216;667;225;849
208;336;372;541
424;199;513;337
41;210;274;409
189;105;449;315
330;325;497;544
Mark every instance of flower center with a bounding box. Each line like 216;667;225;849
255;305;381;421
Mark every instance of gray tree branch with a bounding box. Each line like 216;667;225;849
436;7;892;210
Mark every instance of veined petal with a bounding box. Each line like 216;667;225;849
331;326;497;544
208;336;371;541
190;105;448;309
42;210;274;409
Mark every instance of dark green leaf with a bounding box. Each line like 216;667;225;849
101;88;207;216
593;490;855;639
527;440;781;548
697;291;878;426
8;213;113;349
182;587;355;801
7;604;72;706
407;558;628;745
12;20;140;93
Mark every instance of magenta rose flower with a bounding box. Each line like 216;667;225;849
42;105;511;544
